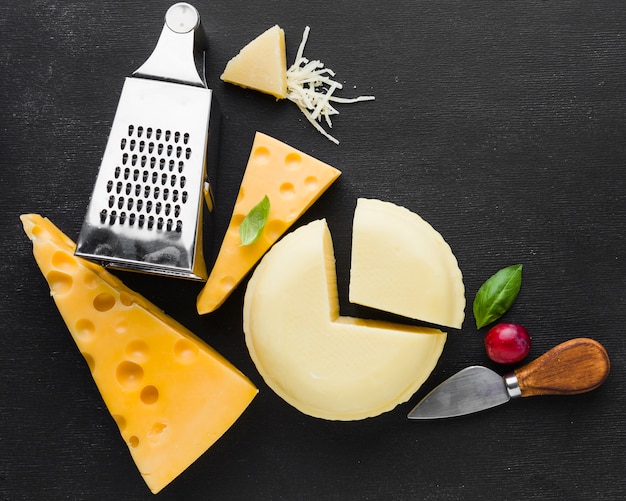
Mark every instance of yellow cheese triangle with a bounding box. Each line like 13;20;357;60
21;214;257;494
221;25;287;99
243;219;446;421
349;198;465;329
197;132;341;314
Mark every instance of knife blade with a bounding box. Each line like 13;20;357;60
408;338;610;420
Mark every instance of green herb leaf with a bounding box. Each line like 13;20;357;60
473;264;523;329
239;195;270;246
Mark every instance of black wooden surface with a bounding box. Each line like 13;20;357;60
2;1;626;499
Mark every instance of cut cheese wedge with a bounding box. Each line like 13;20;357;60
243;219;446;421
21;214;257;494
350;198;465;329
197;132;341;314
221;25;287;99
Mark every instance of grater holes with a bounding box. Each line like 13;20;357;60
101;124;192;232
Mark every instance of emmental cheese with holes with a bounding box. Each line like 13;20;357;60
350;198;465;329
21;214;257;494
221;25;287;99
243;219;446;420
196;132;341;314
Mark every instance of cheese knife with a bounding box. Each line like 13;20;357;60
408;338;610;420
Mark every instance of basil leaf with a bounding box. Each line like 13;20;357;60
473;264;523;328
239;195;270;246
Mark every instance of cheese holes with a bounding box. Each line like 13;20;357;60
279;182;296;199
46;270;73;295
82;352;95;372
304;175;319;191
148;422;168;442
52;250;78;271
93;292;116;312
75;318;96;341
265;220;288;241
140;385;159;405
284;152;302;170
129;436;140;448
253;146;271;164
112;414;127;431
174;339;199;364
125;340;149;362
219;276;236;293
116;361;144;388
119;291;135;307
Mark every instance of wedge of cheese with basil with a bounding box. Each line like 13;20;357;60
350;198;465;329
21;214;257;494
196;132;341;314
243;219;446;421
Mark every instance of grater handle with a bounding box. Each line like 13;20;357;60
133;3;208;88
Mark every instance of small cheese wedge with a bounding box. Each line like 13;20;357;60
21;214;257;494
197;132;341;314
221;25;287;99
349;198;465;329
243;219;446;421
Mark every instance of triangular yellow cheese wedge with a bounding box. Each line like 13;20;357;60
243;219;446;420
221;25;287;99
21;214;257;494
349;198;465;329
196;132;341;314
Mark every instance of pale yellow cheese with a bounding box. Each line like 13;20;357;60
221;25;287;99
197;132;341;314
349;198;465;329
243;219;446;421
21;214;257;494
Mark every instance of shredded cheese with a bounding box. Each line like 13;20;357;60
286;26;375;144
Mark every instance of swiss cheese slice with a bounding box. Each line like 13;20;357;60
349;198;465;329
243;219;446;421
221;25;287;99
197;132;341;314
21;214;257;494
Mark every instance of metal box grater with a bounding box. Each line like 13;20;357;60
75;3;219;280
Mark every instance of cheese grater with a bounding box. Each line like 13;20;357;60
76;3;219;281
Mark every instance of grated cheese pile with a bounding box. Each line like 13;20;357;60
286;26;375;144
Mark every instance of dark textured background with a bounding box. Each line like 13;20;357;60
2;1;625;499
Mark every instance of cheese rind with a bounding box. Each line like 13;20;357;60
243;219;446;421
221;25;287;99
349;198;465;329
21;214;257;494
196;132;341;314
